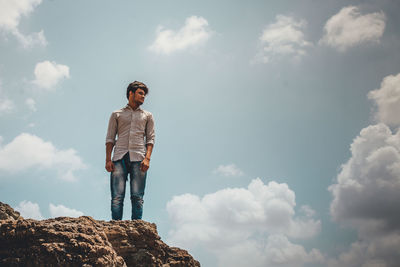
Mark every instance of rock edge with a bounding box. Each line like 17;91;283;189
0;201;200;267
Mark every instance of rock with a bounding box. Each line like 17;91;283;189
0;203;200;267
0;201;22;220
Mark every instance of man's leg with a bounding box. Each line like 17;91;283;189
110;155;128;220
129;161;147;220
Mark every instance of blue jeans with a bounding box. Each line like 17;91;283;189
110;153;147;220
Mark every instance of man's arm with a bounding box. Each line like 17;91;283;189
141;112;155;172
140;144;153;172
105;142;115;172
105;112;117;172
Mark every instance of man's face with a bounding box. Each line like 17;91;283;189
130;88;146;105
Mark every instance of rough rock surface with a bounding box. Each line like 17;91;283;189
0;201;22;220
0;202;200;267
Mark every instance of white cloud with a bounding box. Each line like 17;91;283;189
213;163;244;177
25;98;36;112
320;6;385;52
32;61;70;90
14;200;43;220
167;178;322;267
13;201;84;220
256;15;312;63
328;123;400;267
368;73;400;128
0;0;47;48
49;203;84;218
0;133;86;181
149;16;212;55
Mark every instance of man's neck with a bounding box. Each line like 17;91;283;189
128;102;140;110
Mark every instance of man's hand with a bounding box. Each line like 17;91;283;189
140;158;150;172
105;142;115;172
105;160;115;172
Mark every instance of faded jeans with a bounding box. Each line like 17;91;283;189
110;153;147;220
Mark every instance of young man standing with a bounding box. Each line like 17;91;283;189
105;81;155;220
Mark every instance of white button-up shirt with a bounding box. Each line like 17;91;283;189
106;105;155;162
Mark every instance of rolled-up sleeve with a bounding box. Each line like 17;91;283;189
105;112;117;144
145;113;155;145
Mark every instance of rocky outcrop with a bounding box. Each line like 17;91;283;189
0;202;200;267
0;201;22;220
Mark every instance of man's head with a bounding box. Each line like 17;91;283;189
126;81;149;99
126;81;148;107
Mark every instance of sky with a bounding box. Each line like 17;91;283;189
1;0;400;266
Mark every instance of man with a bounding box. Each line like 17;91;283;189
105;81;155;220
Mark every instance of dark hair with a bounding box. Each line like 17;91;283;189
126;81;149;99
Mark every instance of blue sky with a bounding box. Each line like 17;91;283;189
1;1;400;266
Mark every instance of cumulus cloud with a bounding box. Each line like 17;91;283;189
0;133;86;181
320;6;385;52
32;61;70;90
49;203;84;218
328;71;400;266
149;16;212;55
25;98;36;112
15;200;44;220
213;163;244;177
255;15;312;63
368;73;400;128
218;235;323;267
329;123;400;266
330;123;400;231
167;178;322;267
0;0;47;48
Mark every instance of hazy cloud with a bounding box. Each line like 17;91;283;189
213;163;244;177
12;29;46;48
0;0;47;48
149;16;212;55
299;205;316;218
0;133;86;181
25;98;36;112
256;15;312;63
327;236;400;267
368;73;400;128
320;6;385;52
49;203;84;218
167;178;322;267
32;61;70;90
15;200;44;220
0;81;15;114
0;97;15;113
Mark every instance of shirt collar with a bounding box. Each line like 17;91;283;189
125;104;141;111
